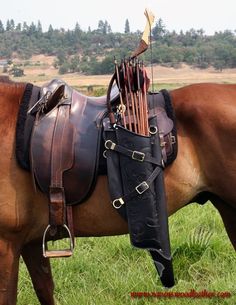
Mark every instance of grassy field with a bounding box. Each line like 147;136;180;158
18;203;236;305
11;57;236;304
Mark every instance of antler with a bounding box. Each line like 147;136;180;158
131;8;155;59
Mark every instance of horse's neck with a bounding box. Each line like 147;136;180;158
0;80;26;101
0;81;26;135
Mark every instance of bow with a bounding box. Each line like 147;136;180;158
131;8;155;59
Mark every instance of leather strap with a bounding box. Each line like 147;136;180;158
49;103;74;238
112;165;162;209
66;206;75;246
105;139;163;166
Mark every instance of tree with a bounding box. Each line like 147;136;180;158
15;23;22;32
213;59;224;71
74;22;81;32
6;19;15;31
59;62;70;74
0;20;4;33
70;55;80;72
9;19;15;31
22;22;29;32
97;20;111;34
124;19;130;34
97;20;105;33
48;24;54;34
37;21;43;34
54;50;67;67
9;66;24;77
152;18;166;41
28;22;37;35
106;21;112;34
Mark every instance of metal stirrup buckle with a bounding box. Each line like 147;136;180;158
136;181;149;195
112;198;125;209
105;140;116;150
132;151;145;162
42;224;74;258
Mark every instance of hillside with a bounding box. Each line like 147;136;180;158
3;55;236;89
1;18;236;76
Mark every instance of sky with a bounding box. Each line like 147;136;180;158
0;0;235;34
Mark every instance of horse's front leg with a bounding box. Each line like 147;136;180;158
21;241;55;305
0;237;21;305
212;197;236;251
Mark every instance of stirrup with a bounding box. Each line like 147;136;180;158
42;224;74;258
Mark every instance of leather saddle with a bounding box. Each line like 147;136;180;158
30;79;119;205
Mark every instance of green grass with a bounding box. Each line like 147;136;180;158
151;83;188;91
18;202;236;305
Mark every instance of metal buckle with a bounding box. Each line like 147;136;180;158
105;140;116;150
27;91;49;115
135;181;149;195
149;125;158;135
42;224;74;258
132;151;145;162
159;133;166;147
112;198;125;209
118;104;126;114
171;135;176;145
103;150;107;158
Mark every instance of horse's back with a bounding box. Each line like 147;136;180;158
171;83;236;206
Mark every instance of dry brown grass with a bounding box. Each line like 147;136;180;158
4;55;236;87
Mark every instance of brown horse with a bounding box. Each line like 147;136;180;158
0;77;235;305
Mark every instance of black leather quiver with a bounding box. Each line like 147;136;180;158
103;116;175;287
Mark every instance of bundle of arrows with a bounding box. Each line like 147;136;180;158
114;58;150;136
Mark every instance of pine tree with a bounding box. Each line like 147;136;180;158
124;19;130;34
29;22;37;35
22;22;29;32
75;22;81;32
0;20;4;33
6;19;15;31
48;24;54;33
37;21;43;34
16;23;22;31
6;20;11;31
152;19;166;40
